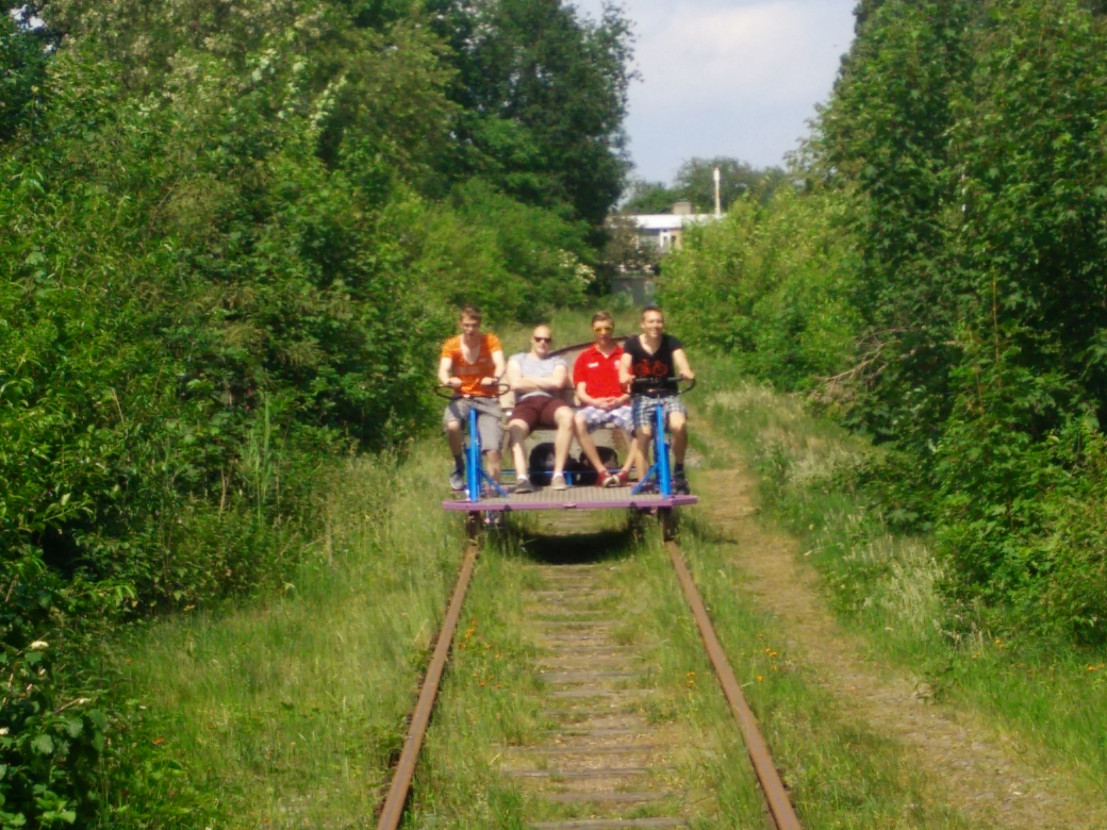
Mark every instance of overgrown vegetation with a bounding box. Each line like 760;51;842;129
663;0;1107;648
1;0;633;824
694;363;1107;808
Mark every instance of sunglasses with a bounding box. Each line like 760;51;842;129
533;336;552;343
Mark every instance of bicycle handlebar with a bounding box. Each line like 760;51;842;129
434;382;511;400
629;377;696;398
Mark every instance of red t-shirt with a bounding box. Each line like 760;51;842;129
440;333;502;397
573;343;624;400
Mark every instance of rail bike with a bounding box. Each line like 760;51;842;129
438;340;697;536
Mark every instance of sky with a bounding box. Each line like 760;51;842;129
570;0;858;184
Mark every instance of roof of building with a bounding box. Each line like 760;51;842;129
626;213;719;231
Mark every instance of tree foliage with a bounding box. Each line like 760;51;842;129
663;0;1107;645
426;0;634;226
0;0;634;824
620;158;787;214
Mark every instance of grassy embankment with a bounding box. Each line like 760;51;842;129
113;312;1104;827
109;445;466;826
694;356;1107;807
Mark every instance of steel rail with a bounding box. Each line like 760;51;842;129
666;539;803;830
375;541;481;830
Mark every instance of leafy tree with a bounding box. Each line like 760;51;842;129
662;188;860;387
598;212;661;280
810;0;976;451
0;11;50;140
426;0;635;226
663;0;1107;641
620;178;680;214
621;160;787;214
673;156;787;211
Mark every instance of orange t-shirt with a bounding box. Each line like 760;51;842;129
440;333;502;397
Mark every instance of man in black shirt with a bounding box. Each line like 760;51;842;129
619;305;696;494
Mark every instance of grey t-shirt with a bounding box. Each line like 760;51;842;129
510;352;568;402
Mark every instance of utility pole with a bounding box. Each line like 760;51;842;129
713;167;721;217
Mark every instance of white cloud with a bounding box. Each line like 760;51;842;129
571;0;856;181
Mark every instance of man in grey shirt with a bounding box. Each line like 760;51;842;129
506;324;574;492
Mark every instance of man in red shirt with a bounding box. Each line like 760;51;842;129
572;311;643;486
438;305;506;490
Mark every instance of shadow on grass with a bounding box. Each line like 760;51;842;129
504;525;641;566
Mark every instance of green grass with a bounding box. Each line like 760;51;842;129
109;443;468;827
673;513;971;829
108;342;1107;826
498;306;642;355
692;355;1107;807
404;515;768;828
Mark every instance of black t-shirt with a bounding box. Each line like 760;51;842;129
624;333;683;395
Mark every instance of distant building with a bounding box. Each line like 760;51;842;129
607;202;721;303
626;200;718;254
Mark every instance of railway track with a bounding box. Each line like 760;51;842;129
376;518;802;830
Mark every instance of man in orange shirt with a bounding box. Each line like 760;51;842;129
438;306;506;490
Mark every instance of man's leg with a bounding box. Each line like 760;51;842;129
667;404;691;494
508;420;530;483
574;410;609;476
485;449;502;483
621;438;645;480
551;404;575;477
634;425;653;467
669;410;688;464
445;418;464;456
444;403;467;490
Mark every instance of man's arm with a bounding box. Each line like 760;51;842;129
505;355;523;391
576;380;625;409
618;352;634;388
438;355;460;389
511;360;567;393
545;363;569;391
673;348;695;381
576;380;600;407
480;349;506;389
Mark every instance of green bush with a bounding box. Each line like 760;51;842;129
662;188;861;389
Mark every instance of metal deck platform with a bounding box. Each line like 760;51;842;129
442;483;697;513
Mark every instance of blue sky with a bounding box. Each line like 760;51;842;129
571;0;858;184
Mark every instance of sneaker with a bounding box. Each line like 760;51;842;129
449;469;465;491
550;472;568;491
513;477;535;495
603;471;628;488
673;472;691;495
636;478;658;495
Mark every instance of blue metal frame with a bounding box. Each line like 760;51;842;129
631;397;672;497
464;402;508;502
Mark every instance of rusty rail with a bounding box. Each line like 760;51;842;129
375;527;801;829
375;541;481;830
666;539;803;830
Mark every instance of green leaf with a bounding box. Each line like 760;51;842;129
30;734;54;755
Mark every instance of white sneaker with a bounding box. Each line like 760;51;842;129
550;473;568;491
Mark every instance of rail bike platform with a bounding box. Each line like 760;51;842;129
437;338;697;531
441;481;697;513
